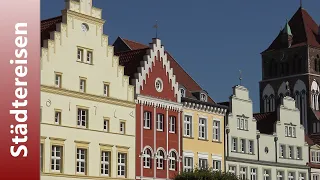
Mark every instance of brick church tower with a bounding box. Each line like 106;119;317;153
259;6;320;134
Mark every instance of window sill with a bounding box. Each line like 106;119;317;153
143;167;150;169
212;140;222;143
279;157;303;160
156;129;164;132
237;128;249;131
169;131;176;134
231;151;255;155
169;169;176;171
198;138;209;141
157;167;164;170
143;127;151;130
183;136;194;139
77;60;93;65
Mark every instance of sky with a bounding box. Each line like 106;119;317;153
41;0;320;112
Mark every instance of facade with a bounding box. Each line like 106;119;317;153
225;85;309;180
306;135;320;180
259;6;320;135
40;0;136;179
114;38;183;179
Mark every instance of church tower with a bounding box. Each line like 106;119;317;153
259;7;320;134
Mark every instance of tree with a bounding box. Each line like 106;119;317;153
174;167;240;180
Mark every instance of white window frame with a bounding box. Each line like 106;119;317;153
229;165;236;175
120;122;125;134
279;144;285;158
55;74;61;87
156;113;164;131
143;148;152;169
288;172;295;180
169;151;177;171
240;139;246;153
198;118;207;139
104;119;109;132
299;173;305;180
76;148;87;174
285;125;296;137
77;108;88;128
288;146;294;159
251;168;257;180
231;137;237;152
103;84;109;96
101;151;110;176
198;158;208;169
248;140;254;154
277;171;284;180
263;169;270;180
200;93;207;102
169;116;176;133
240;167;247;180
212;120;220;141
237;118;248;130
156;150;164;169
51;145;62;172
143;111;151;129
117;153;126;177
296;147;302;159
77;48;83;62
184;156;193;172
180;88;185;98
184;115;192;137
54;111;61;125
87;50;93;64
212;160;221;171
313;174;320;180
79;79;86;92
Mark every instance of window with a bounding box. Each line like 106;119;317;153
101;151;110;176
277;171;284;180
297;147;302;159
285;125;296;137
237;118;248;130
54;110;61;125
313;174;319;180
169;116;176;133
251;168;257;180
77;108;88;128
77;48;83;61
40;144;44;172
240;167;247;180
184;157;193;172
248;140;254;154
289;146;294;159
103;83;109;96
157;150;164;169
87;50;93;64
155;78;163;92
76;148;87;174
229;166;236;175
279;145;285;158
240;139;246;153
169;151;177;171
200;93;207;102
199;158;208;169
311;150;320;163
143;149;152;168
117;153;126;177
156;114;164;131
79;78;86;92
263;170;270;180
103;119;109;132
213;120;220;141
51;145;63;172
232;137;237;152
299;173;305;180
288;172;295;180
184;115;192;137
180;88;185;97
55;73;62;88
120;122;125;134
212;160;221;171
199;118;207;139
143;111;151;129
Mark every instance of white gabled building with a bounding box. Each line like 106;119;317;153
225;85;309;180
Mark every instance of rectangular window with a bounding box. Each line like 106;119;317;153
229;166;236;175
40;144;44;172
277;171;284;180
232;137;237;152
199;118;207;139
143;111;151;129
289;146;294;159
213;160;221;171
213;120;220;141
198;158;208;169
101;151;110;176
79;78;86;92
280;145;285;158
237;118;248;130
312;151;316;162
240;139;246;153
184;115;192;137
297;147;302;159
184;157;193;172
55;73;62;88
313;174;319;180
169;116;176;133
264;169;270;180
76;148;87;174
54;110;61;125
104;119;109;132
317;152;320;162
51;145;63;172
288;172;295;180
251;168;257;180
248;140;254;154
103;83;109;96
299;173;305;180
156;113;164;131
117;153;126;177
77;108;88;128
285;125;296;137
240;167;247;180
87;50;93;64
120;121;126;134
77;48;83;61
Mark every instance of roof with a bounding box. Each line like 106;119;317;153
113;37;215;103
308;134;320;145
254;111;277;134
263;7;320;53
305;134;315;145
41;16;62;47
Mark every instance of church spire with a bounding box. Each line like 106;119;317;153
282;19;292;36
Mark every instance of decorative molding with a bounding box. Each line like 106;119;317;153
62;10;105;25
182;101;227;115
136;95;182;112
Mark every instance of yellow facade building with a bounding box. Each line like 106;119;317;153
40;0;136;179
181;98;228;172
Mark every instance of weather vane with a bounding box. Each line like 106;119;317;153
239;70;242;85
153;20;158;38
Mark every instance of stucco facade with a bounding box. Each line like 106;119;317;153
40;0;136;179
226;85;309;180
182;99;227;172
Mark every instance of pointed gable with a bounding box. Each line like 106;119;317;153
41;16;62;47
263;7;320;53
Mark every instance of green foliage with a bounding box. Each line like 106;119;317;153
174;167;240;180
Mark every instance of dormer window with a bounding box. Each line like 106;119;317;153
200;93;207;102
180;88;185;98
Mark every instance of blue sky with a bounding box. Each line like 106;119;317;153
41;0;320;112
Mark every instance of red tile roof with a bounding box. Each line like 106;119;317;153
309;134;320;145
305;134;314;145
254;112;277;134
114;37;215;103
41;16;62;47
263;7;319;53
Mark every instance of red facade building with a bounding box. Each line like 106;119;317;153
114;38;183;179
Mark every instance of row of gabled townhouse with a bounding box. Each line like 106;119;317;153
39;0;320;180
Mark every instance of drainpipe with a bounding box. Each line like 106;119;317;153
225;128;230;172
308;145;311;180
257;134;260;161
274;137;278;163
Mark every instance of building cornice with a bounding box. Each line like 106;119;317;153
62;9;105;25
182;101;227;115
41;85;136;108
135;95;182;112
41;172;135;180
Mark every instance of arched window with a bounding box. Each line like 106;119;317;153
156;150;165;169
169;151;177;171
143;148;152;168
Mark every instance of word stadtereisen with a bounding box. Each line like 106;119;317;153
10;23;28;157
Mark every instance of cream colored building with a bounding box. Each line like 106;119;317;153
40;0;136;179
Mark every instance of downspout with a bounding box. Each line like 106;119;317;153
225;127;230;172
274;137;278;163
308;145;311;180
257;134;260;161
